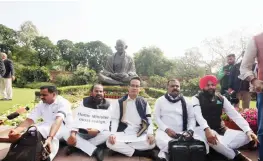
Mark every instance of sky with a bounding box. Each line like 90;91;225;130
0;0;263;58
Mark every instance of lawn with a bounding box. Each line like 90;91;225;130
0;88;37;113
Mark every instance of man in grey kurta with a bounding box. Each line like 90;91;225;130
98;40;138;85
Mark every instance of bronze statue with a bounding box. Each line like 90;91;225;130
98;39;138;85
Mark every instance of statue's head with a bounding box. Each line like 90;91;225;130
115;39;127;54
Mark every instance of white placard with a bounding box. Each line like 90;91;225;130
74;107;111;131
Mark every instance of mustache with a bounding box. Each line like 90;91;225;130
172;89;179;92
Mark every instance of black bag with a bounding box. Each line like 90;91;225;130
168;132;206;161
2;126;50;161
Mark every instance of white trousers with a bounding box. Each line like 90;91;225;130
194;127;250;159
155;129;207;160
106;133;156;157
61;127;110;156
0;78;12;99
36;122;65;161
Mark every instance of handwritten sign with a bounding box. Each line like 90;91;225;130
74;107;111;131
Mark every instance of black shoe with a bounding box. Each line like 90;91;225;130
233;153;252;161
156;157;166;161
133;150;158;160
93;148;104;161
66;146;77;156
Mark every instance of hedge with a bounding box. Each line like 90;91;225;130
144;87;166;98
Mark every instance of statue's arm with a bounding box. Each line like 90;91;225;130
101;56;114;77
127;58;137;76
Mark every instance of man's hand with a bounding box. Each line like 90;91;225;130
251;79;263;93
205;128;218;145
228;88;234;94
247;131;259;147
12;76;15;81
43;137;52;153
67;132;77;146
108;134;116;145
87;128;99;137
165;128;176;138
8;129;21;142
147;134;155;145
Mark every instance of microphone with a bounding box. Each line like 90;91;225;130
7;106;30;120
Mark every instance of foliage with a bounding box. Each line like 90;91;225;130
148;75;168;89
17;21;39;47
85;41;113;72
72;67;97;85
221;107;243;121
24;82;56;89
134;46;172;77
144;87;166;98
14;65;50;87
32;36;59;67
55;73;74;87
0;24;18;53
180;77;200;96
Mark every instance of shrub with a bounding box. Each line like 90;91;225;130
148;75;167;89
180;78;200;96
14;66;50;87
144;87;166;98
73;67;97;85
25;82;56;89
55;74;74;87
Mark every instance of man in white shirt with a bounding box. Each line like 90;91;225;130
8;85;73;161
154;79;205;161
193;75;258;161
106;77;157;160
62;84;112;161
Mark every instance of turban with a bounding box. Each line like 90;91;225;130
199;75;218;89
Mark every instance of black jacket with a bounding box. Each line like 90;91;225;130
228;62;249;92
3;59;14;78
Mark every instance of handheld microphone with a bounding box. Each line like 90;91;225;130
6;106;30;120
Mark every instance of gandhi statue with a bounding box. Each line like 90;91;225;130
98;39;138;85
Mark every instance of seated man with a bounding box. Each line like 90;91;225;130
8;85;73;161
192;75;258;161
106;77;157;159
155;79;205;161
98;39;138;85
62;84;113;161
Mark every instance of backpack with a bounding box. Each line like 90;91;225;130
2;126;50;161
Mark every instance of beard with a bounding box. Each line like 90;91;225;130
169;89;180;98
203;89;215;97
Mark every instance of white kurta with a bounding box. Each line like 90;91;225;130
192;95;251;159
106;97;155;157
27;95;73;161
154;95;205;159
62;100;113;156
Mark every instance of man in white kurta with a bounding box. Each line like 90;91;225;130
8;85;73;161
106;77;157;160
155;79;205;161
62;84;112;161
193;75;258;161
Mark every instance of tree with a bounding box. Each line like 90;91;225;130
134;46;172;76
57;39;75;71
166;48;206;80
32;36;59;67
84;41;113;73
203;30;250;67
17;21;39;48
0;24;18;53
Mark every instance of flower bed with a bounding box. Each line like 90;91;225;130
221;108;258;134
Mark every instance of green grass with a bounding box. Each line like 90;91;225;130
0;88;37;113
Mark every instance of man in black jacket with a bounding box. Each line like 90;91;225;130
228;60;251;109
0;52;15;101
